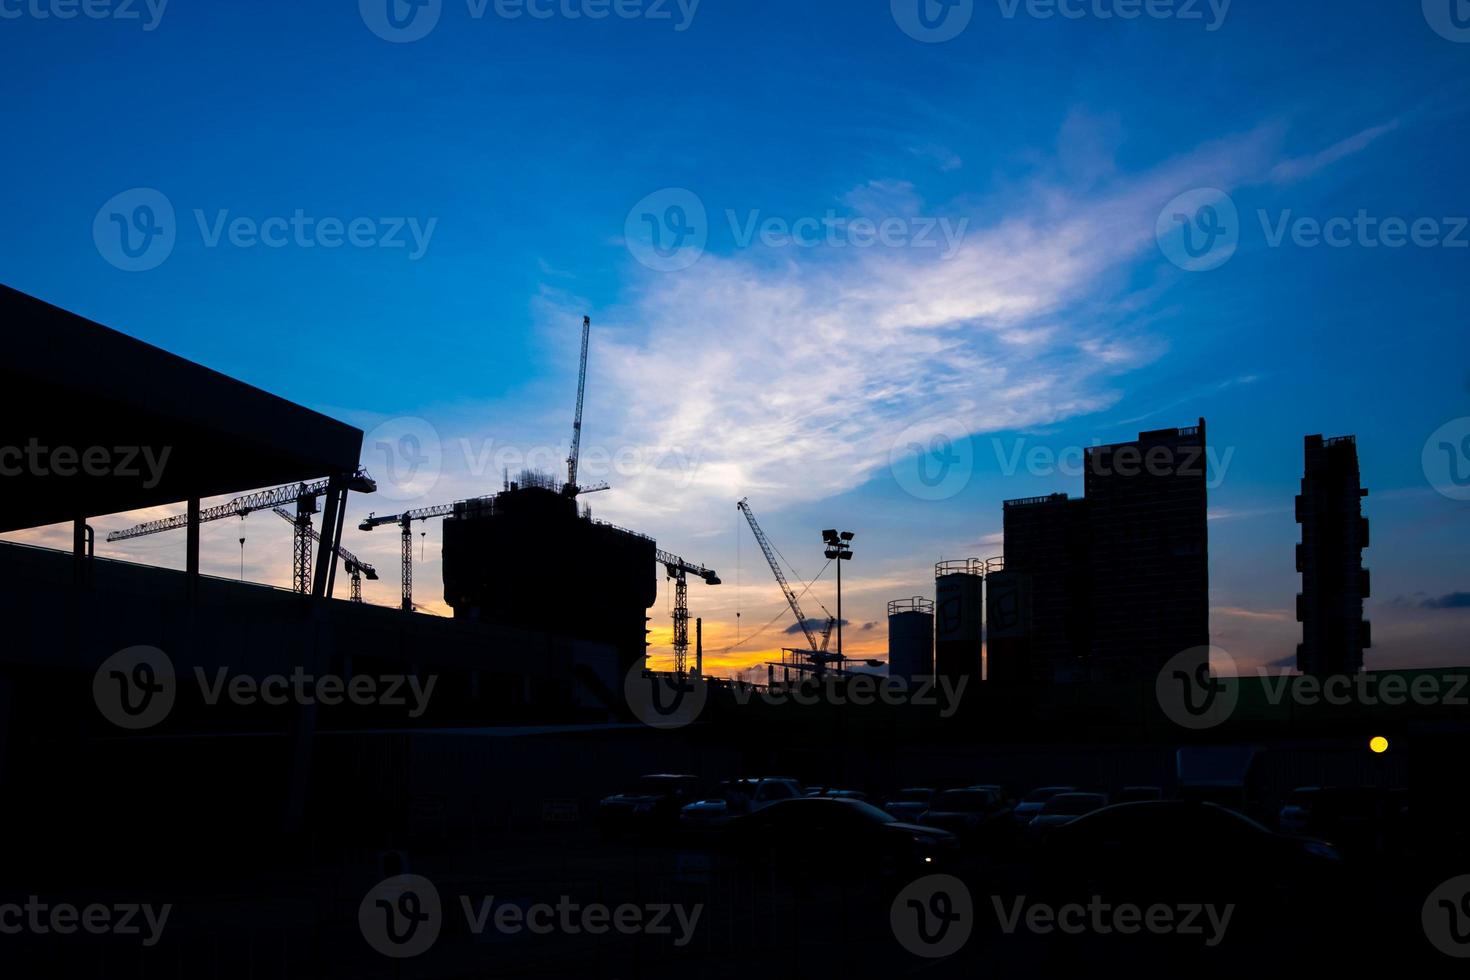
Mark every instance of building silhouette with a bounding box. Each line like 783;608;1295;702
1085;420;1210;681
988;420;1210;683
442;473;658;676
987;494;1088;683
1295;434;1371;675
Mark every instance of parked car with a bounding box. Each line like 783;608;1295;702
970;783;1010;802
883;787;937;822
806;786;869;800
1278;786;1405;857
598;774;699;836
1039;801;1345;952
680;777;803;833
724;796;959;880
1012;786;1078;825
1025;792;1108;837
919;787;1007;837
1042;800;1342;903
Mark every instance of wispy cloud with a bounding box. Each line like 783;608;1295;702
1269;119;1400;184
581;125;1285;536
1390;591;1470;610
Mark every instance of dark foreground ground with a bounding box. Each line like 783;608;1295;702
0;816;1461;980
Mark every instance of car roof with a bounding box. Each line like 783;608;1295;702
1063;799;1272;831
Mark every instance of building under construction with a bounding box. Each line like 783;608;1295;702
442;471;658;675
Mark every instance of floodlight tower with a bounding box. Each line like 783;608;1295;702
822;529;855;670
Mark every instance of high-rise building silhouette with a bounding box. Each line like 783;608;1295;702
1296;434;1371;675
988;420;1210;683
987;494;1089;683
1085;420;1210;681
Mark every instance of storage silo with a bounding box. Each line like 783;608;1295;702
935;560;985;687
887;597;934;683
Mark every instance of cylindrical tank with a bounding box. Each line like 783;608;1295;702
935;560;984;686
887;597;934;683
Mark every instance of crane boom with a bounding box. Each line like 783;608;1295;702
105;469;376;542
564;315;591;497
737;497;820;653
656;550;719;584
273;508;378;579
358;503;458;530
358;502;460;612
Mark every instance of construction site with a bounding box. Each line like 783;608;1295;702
2;284;1466;977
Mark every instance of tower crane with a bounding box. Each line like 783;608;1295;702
106;469;376;596
657;550;720;677
272;508;378;602
358;503;458;612
737;497;839;676
356;314;610;612
562;315;609;498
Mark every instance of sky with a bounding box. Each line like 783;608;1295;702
2;0;1468;678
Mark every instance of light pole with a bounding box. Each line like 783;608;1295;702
823;529;855;671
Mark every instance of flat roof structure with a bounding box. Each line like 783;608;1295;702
0;284;363;531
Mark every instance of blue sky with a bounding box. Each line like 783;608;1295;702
2;0;1467;674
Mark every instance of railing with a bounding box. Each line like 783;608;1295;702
1003;493;1069;508
589;518;654;543
934;557;1005;578
888;596;934;616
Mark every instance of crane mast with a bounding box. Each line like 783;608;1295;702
564;315;591;497
737;498;821;653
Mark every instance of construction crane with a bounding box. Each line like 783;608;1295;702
272;508;379;602
106;469;376;596
737;498;834;654
735;499;840;681
562;315;609;498
657;550;720;677
356;314;609;611
358;503;458;611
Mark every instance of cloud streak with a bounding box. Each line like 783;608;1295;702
583;125;1284;536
